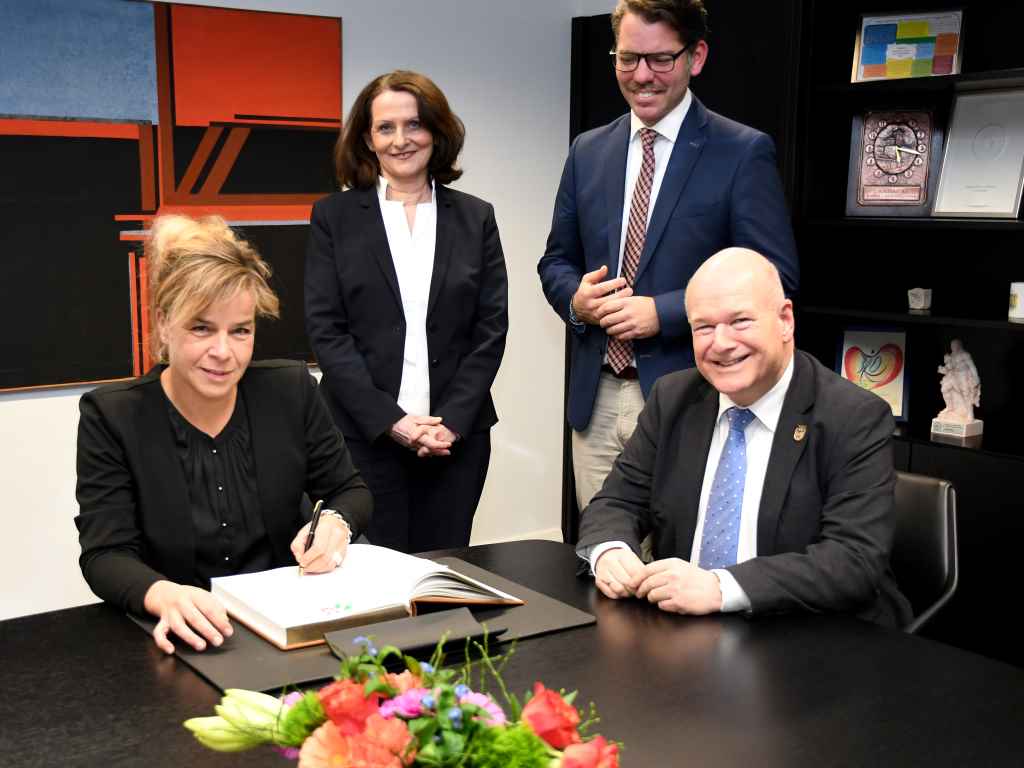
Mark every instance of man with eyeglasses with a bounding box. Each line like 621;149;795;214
539;0;800;520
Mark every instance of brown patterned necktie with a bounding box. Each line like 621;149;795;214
607;127;658;374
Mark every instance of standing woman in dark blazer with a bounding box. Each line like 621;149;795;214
76;215;371;654
305;70;508;553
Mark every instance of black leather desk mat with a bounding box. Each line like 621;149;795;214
130;556;595;692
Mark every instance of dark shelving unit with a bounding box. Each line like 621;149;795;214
795;0;1024;666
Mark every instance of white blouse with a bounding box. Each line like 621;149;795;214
377;176;436;417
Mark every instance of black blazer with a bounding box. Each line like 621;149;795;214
75;360;372;615
578;351;912;627
305;184;508;442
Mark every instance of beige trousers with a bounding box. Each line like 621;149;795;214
571;372;645;512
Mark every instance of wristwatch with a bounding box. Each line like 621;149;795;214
568;296;584;327
320;510;353;544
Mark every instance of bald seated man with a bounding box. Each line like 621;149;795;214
577;248;911;627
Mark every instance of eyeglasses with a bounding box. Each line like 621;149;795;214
610;44;691;73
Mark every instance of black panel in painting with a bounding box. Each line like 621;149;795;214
233;224;312;363
221;127;337;195
0;135;139;389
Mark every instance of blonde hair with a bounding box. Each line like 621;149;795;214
146;214;280;362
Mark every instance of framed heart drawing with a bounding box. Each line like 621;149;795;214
837;328;908;420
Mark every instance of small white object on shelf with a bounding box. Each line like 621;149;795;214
908;287;932;310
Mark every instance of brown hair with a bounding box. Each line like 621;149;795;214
611;0;709;45
146;214;279;362
334;70;465;190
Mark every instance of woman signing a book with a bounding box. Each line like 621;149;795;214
75;215;372;654
305;70;508;553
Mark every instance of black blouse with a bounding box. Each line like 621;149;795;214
165;391;274;586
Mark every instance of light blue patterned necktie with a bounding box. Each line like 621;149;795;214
699;407;756;570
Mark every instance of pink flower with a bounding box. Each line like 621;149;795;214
458;691;507;726
379;688;429;719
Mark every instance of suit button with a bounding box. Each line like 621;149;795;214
430;359;439;368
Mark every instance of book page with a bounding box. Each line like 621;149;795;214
212;544;450;629
412;569;522;603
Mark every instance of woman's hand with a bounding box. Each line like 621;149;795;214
390;414;442;448
290;514;351;574
143;580;233;655
415;424;456;457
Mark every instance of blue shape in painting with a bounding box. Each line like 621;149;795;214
0;0;157;123
860;43;887;66
915;42;935;60
863;24;898;46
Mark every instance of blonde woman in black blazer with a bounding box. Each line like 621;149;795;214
76;215;371;654
305;71;508;553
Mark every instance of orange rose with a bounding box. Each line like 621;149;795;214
521;682;581;749
358;714;416;766
382;670;422;695
297;721;350;768
562;735;620;768
318;679;383;736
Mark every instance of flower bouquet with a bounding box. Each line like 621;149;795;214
184;634;620;767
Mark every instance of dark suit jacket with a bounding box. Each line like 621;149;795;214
578;351;912;627
306;184;508;442
538;96;800;430
75;360;372;615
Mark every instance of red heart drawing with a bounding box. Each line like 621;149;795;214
844;344;903;390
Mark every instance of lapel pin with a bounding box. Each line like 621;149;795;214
793;424;807;442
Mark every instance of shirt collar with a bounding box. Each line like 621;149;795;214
716;353;795;433
629;88;692;144
377;176;436;203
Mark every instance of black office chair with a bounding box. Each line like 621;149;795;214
889;471;959;634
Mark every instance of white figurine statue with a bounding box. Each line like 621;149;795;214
932;339;983;440
937;340;980;422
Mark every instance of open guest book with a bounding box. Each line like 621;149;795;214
211;544;524;650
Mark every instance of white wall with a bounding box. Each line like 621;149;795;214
0;0;619;619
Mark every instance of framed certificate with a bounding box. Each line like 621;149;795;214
847;109;944;216
933;89;1024;218
851;10;963;83
837;328;909;421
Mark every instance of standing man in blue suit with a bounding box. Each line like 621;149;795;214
538;0;800;513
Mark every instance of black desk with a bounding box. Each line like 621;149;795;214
2;540;1023;767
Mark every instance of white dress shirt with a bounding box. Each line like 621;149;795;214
615;88;693;276
588;355;796;613
377;176;436;417
693;356;795;611
606;89;693;367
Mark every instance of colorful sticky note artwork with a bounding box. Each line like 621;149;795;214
855;12;962;82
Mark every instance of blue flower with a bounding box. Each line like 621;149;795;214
367;644;379;656
419;662;434;674
454;684;470;698
422;694;436;709
447;707;464;729
352;635;368;646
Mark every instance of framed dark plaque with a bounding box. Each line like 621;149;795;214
846;109;944;216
